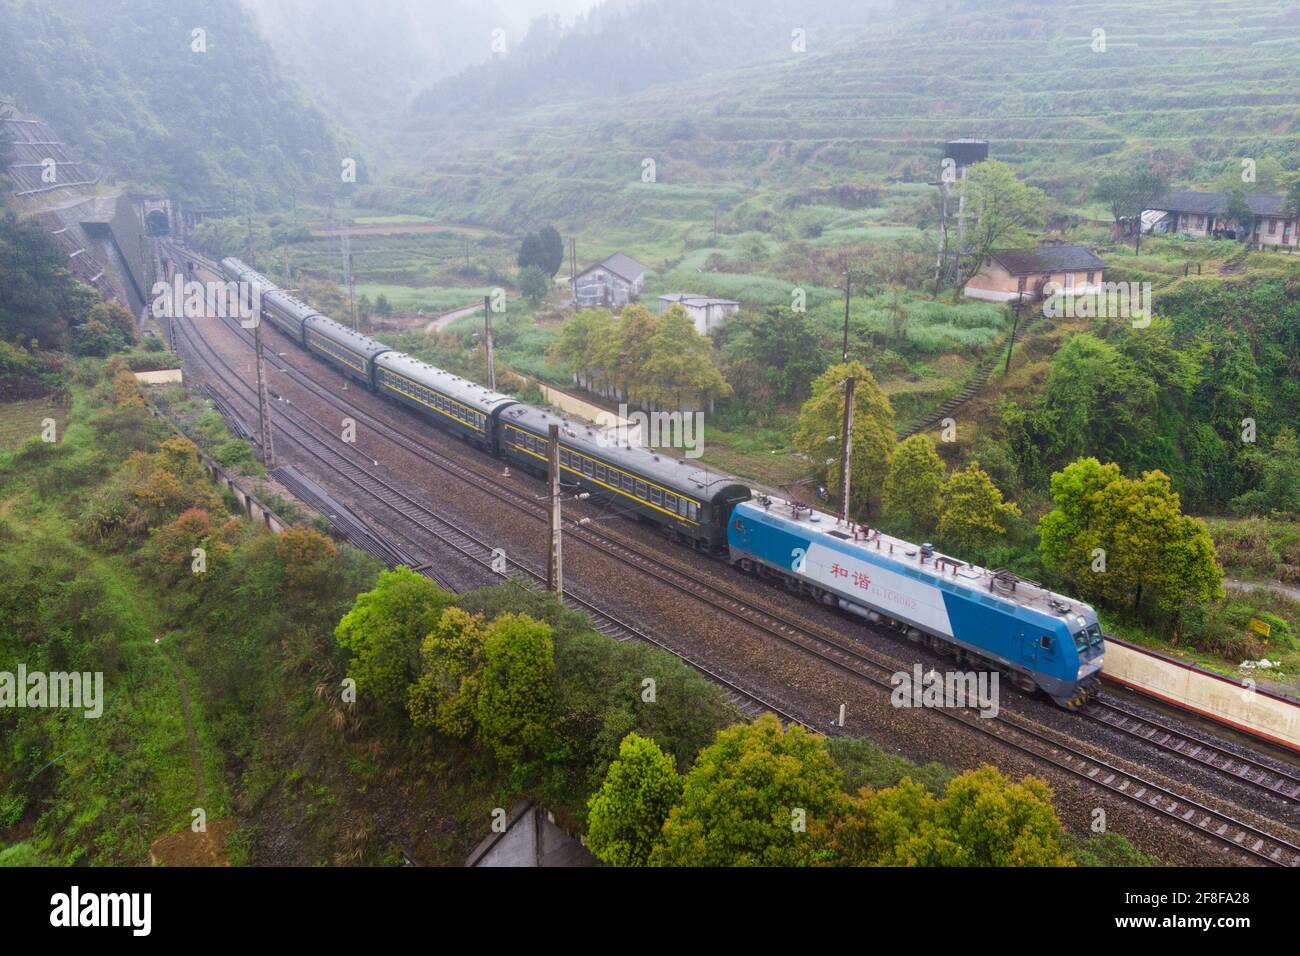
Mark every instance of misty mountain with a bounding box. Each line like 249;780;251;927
240;0;509;138
409;0;893;117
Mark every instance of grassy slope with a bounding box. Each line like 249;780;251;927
393;0;1300;237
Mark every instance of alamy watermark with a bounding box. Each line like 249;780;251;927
0;666;103;718
891;663;999;718
597;403;705;459
1042;280;1152;326
151;275;262;328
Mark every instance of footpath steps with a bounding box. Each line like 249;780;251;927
898;312;1041;440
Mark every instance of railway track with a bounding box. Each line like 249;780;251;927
166;241;1300;865
166;274;805;729
1084;693;1300;805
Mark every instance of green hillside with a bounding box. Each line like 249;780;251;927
0;0;353;206
382;0;1300;235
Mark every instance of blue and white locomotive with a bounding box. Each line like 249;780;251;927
727;496;1104;708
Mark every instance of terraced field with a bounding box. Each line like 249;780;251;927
0;398;66;451
393;0;1300;236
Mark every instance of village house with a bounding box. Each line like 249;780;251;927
657;293;740;335
573;252;647;308
1145;190;1299;247
963;243;1105;302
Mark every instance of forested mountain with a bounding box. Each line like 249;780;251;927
0;0;349;207
240;0;519;143
410;0;892;116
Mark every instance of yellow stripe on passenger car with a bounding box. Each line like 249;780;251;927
504;428;700;526
379;371;485;434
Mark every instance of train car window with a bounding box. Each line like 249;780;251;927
734;517;744;530
689;503;699;521
635;480;648;499
582;458;594;477
650;487;663;506
678;499;688;517
595;464;606;482
665;493;677;512
1039;635;1052;649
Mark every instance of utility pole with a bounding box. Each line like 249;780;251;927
839;270;855;524
1004;292;1026;376
253;307;276;469
546;424;563;596
841;271;852;361
347;252;357;330
954;164;969;281
933;177;950;288
569;237;577;307
483;294;496;391
839;377;855;524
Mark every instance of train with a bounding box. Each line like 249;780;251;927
219;255;1104;708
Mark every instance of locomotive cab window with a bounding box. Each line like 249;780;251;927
1039;635;1053;649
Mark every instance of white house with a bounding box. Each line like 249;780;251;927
657;293;740;335
574;253;646;308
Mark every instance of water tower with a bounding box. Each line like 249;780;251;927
935;139;990;285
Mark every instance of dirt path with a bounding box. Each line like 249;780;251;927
424;302;481;334
1225;577;1300;602
160;649;207;805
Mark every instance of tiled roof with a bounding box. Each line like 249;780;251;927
1150;190;1293;218
578;252;646;283
990;244;1104;275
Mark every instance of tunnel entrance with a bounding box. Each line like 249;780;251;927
145;208;170;236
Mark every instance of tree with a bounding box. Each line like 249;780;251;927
407;607;487;736
640;305;731;410
275;525;338;600
537;225;565;277
517;232;543;271
817;767;1069;866
334;566;453;711
1038;458;1223;630
1231;427;1300;517
374;294;393;316
719;306;824;412
1040;333;1157;467
850;778;961;866
936;765;1070;866
936;461;1021;554
86;301;136;346
546;308;619;393
1224;188;1255;239
615;305;657;403
1283;173;1300;221
586;733;684;866
1093;167;1168;253
794;362;895;518
519;265;550;307
650;714;841;867
473;612;556;762
958;160;1046;288
883;434;946;534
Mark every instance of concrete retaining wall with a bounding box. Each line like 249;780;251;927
1103;637;1300;752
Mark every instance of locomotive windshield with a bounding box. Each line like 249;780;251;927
1073;623;1104;651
